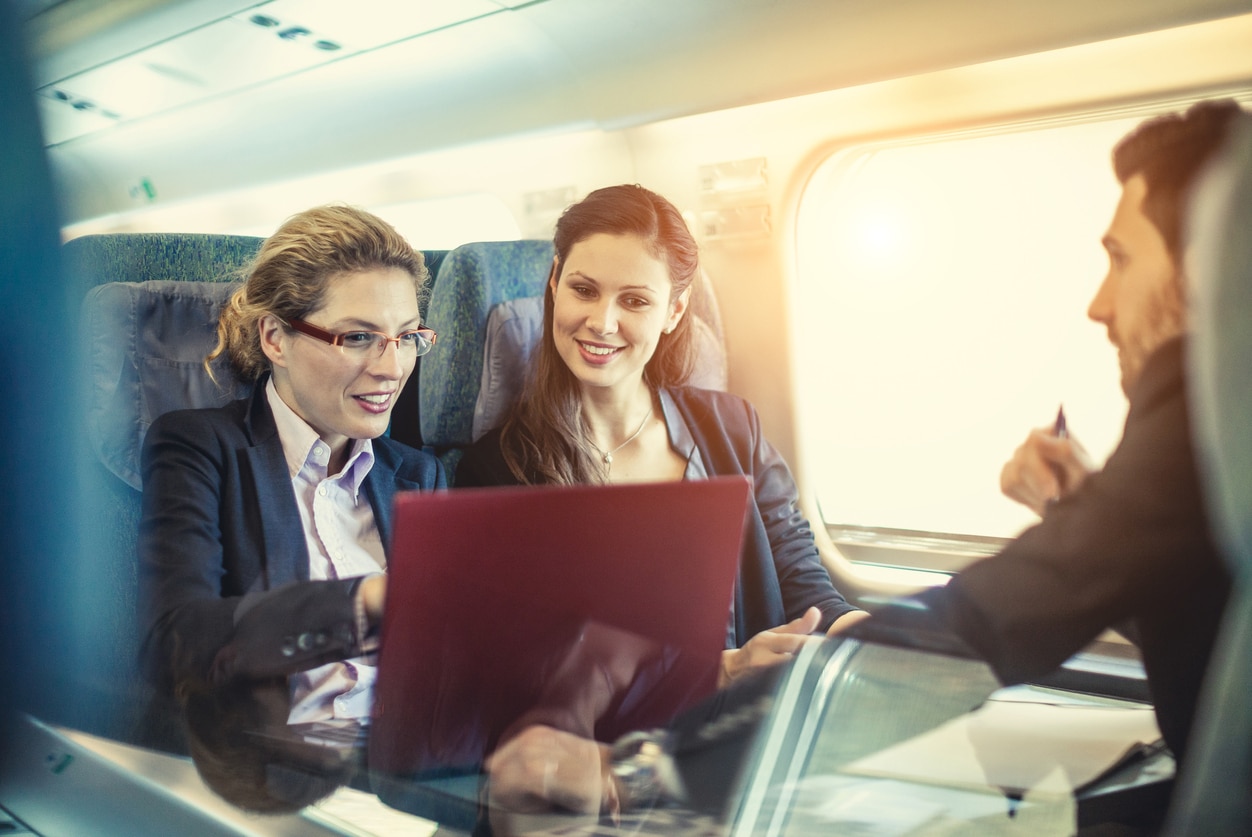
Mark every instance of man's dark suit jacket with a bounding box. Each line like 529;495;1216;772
873;337;1231;763
139;379;445;695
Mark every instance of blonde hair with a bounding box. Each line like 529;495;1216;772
208;204;428;383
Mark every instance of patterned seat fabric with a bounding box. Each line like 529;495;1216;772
419;240;557;455
84;280;248;489
67;233;263;751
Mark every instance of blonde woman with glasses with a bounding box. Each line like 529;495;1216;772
140;205;443;752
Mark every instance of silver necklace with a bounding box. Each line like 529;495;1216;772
591;405;653;464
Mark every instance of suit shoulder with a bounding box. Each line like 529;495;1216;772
667;386;756;422
145;398;250;444
374;436;444;480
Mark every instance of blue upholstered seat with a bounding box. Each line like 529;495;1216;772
419;240;556;458
69;233;264;750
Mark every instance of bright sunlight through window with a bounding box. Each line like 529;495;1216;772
794;115;1148;540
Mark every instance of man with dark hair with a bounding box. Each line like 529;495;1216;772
1113;99;1243;264
868;98;1246;771
478;100;1249;825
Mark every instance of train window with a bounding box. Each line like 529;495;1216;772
795;114;1148;549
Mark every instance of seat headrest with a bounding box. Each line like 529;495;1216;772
420;240;556;448
83;280;250;489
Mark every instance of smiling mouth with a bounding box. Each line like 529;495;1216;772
355;393;394;406
578;341;622;356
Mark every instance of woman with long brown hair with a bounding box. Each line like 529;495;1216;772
457;184;865;686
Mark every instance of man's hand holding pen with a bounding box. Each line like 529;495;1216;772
1000;406;1097;517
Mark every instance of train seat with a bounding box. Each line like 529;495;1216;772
1165;112;1252;835
417;239;729;476
417;239;555;466
85;278;251;490
70;233;263;751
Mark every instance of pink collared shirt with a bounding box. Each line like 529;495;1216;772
265;379;384;724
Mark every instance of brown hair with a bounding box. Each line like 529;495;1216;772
1113;98;1245;266
501;184;700;484
207;204;428;383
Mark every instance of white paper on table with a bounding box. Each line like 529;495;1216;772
844;698;1161;796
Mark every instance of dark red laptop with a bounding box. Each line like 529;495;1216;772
369;476;751;789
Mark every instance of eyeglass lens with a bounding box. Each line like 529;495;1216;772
339;331;434;357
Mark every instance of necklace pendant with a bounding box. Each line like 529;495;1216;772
604;452;613;464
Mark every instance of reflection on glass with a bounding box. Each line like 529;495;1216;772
729;636;1184;836
373;616;714;832
180;675;361;814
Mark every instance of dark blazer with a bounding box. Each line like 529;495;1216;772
874;337;1230;763
456;387;857;645
139;380;445;693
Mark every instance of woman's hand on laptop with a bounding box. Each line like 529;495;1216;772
719;607;822;688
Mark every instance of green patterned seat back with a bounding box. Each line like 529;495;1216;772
69;235;263;487
63;232;263;292
66;233;263;751
65;233;445;315
419;240;556;454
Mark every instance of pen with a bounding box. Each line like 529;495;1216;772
1044;405;1069;516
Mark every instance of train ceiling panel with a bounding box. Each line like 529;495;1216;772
20;0;1252;222
26;0;1250;145
29;0;525;144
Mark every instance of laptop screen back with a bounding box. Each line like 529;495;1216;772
370;476;751;780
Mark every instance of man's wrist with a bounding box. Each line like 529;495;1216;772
608;729;683;811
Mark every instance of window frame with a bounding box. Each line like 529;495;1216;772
790;93;1252;575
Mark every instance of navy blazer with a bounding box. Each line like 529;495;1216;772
139;381;445;693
